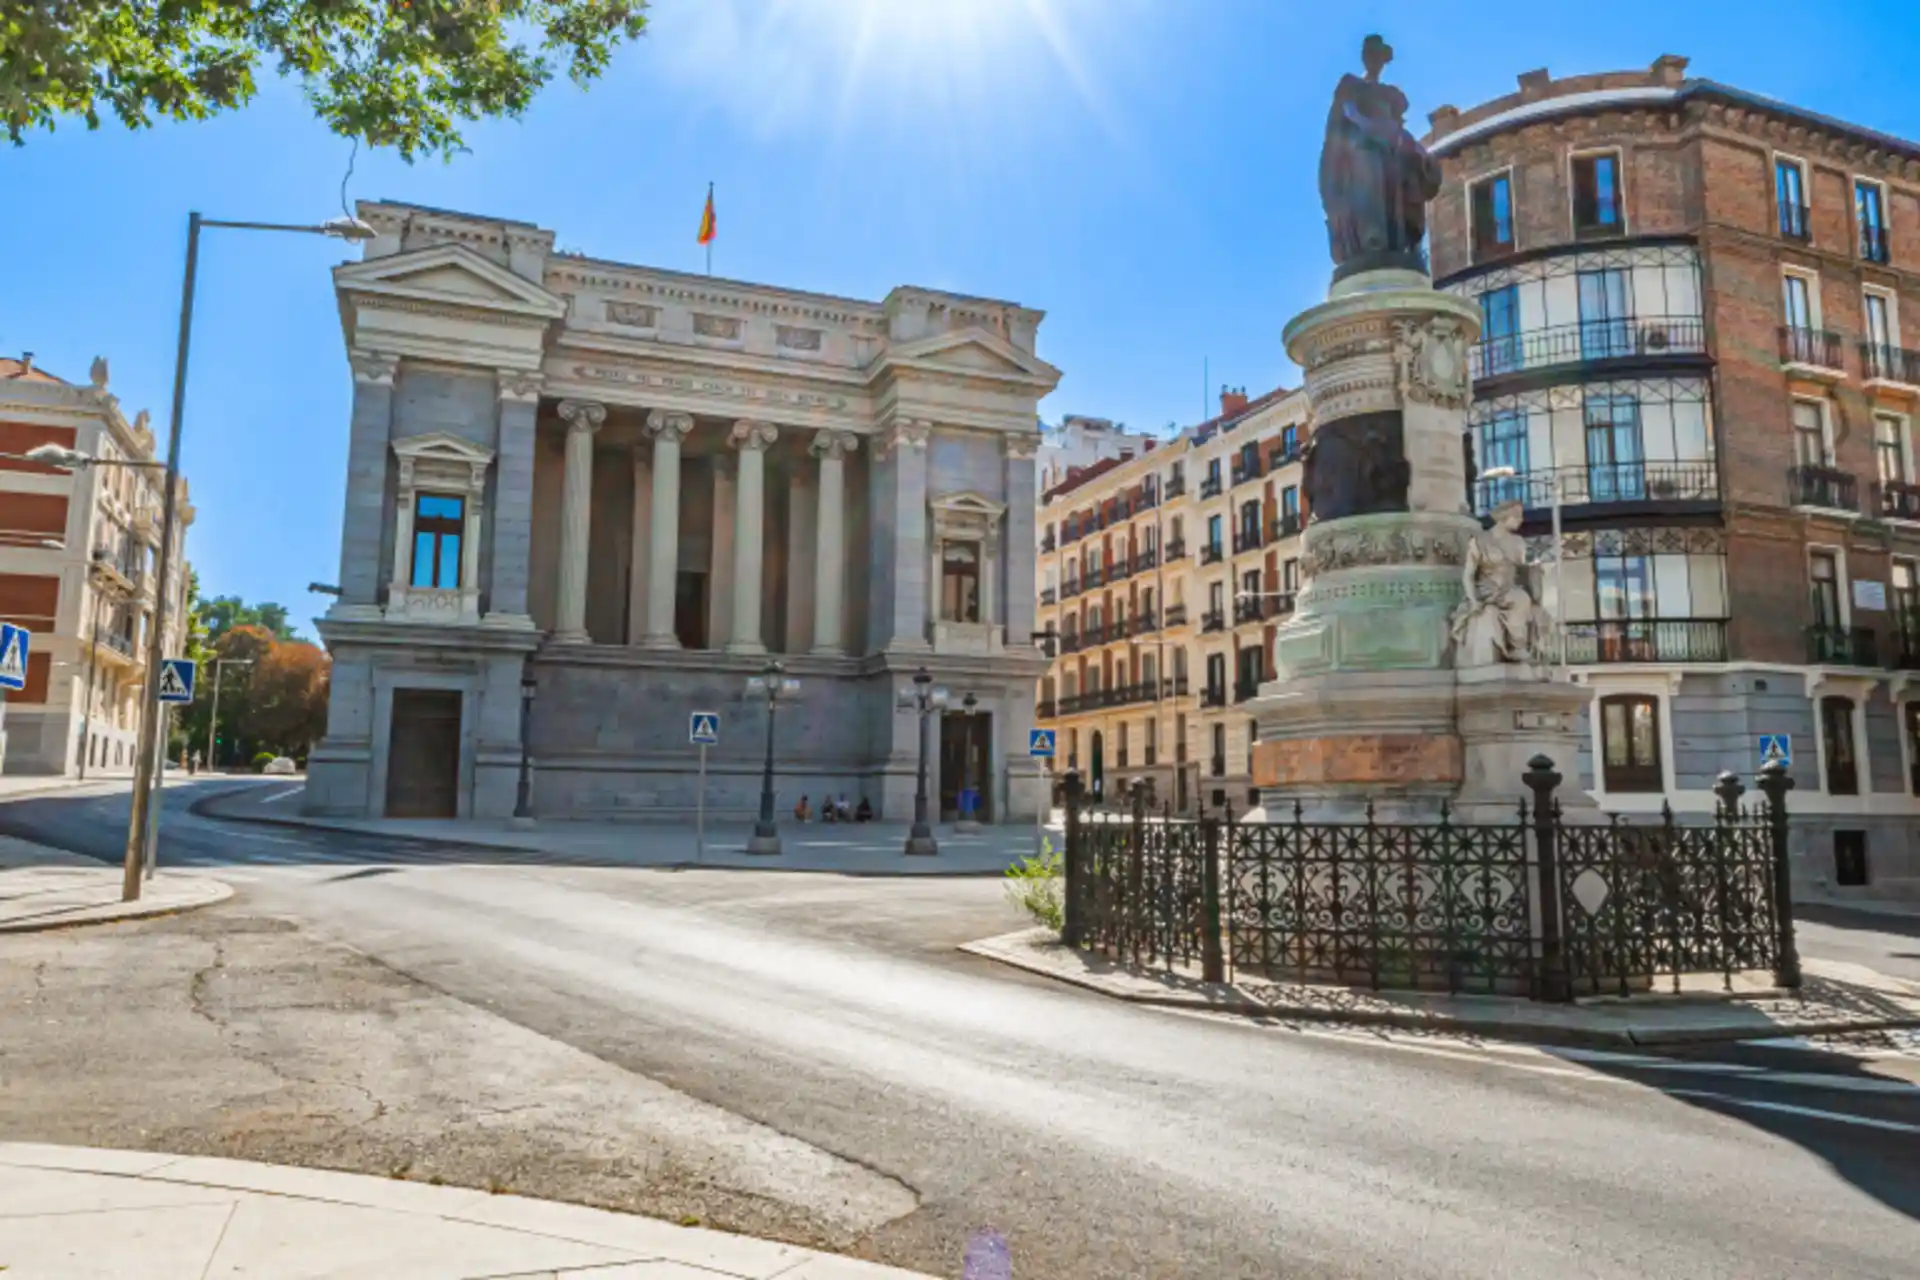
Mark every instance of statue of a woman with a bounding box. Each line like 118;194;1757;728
1318;35;1443;279
1450;502;1550;667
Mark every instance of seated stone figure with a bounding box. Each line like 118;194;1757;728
1450;501;1550;668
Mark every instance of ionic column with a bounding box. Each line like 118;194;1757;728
810;431;860;654
727;420;778;654
642;410;694;648
554;399;605;643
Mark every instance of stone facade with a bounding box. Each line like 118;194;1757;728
0;355;193;777
1424;57;1920;898
308;202;1059;823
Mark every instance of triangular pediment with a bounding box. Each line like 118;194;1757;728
882;327;1062;387
335;243;566;318
392;431;495;464
930;490;1007;518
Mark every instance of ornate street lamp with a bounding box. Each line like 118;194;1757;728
745;660;800;854
897;667;949;855
956;691;982;833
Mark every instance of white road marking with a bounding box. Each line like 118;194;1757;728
1664;1088;1920;1134
260;786;306;806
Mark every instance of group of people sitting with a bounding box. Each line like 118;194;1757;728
793;794;872;824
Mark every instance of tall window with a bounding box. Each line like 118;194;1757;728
1572;153;1623;235
1206;513;1223;552
1875;413;1908;487
1599;695;1661;793
1776;158;1809;238
410;494;465;589
941;542;981;622
1282;558;1300;592
1793;400;1830;468
1595;554;1654;621
1280;425;1299;459
1892;560;1918;660
1810;551;1843;631
1280;485;1300;531
1480;410;1529;506
1206;458;1221;485
1235;645;1262;696
1578;268;1633;360
1865;293;1895;375
1208;580;1225;613
1584;393;1644;500
1240;569;1261;619
1471;173;1514;259
1857;179;1889;262
1782;273;1814;333
1479;285;1520;375
1238;499;1261;546
1821;696;1860;795
1206;653;1226;700
1211;722;1227;773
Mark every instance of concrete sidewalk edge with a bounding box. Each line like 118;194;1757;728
961;929;1920;1050
0;864;233;934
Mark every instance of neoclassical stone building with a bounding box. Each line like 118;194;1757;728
308;202;1059;823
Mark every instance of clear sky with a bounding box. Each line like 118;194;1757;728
4;0;1916;623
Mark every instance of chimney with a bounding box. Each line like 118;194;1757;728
19;352;32;374
1427;104;1461;136
1516;68;1551;100
1651;54;1690;88
1219;384;1249;417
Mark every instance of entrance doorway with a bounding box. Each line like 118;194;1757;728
385;688;462;818
675;571;708;649
938;709;993;821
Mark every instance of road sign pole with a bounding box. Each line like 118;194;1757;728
697;743;707;863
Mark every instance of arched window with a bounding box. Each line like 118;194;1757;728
1599;695;1661;793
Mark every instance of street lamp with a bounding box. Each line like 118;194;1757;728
744;660;800;855
117;210;375;904
1479;464;1569;679
956;691;982;833
897;667;950;855
205;658;254;771
512;670;536;827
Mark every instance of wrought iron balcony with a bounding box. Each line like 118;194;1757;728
1563;618;1728;665
1471;316;1707;381
1085;564;1105;588
1779;325;1843;370
1475;460;1720;512
1878;480;1920;521
1144;745;1157;766
1788;464;1859;512
1060;630;1084;654
1201;686;1227;708
92;629;136;658
1039;586;1057;606
1134;547;1159;573
1201;609;1226;633
1862;224;1891;264
1061;576;1082;599
1268;591;1297;619
1780;202;1811;241
1233;597;1264;625
1232;528;1264;555
1035;698;1058;720
1267;443;1303;471
1273;511;1303;539
1082;622;1108;646
1208;754;1227;777
1806;624;1878;666
1861;342;1920;386
1233;677;1262;703
1200;543;1225;565
1040;531;1056;552
1164;537;1187;560
1163;603;1189;628
1107;559;1134;583
1131;611;1158;636
1230;457;1264;486
1199;475;1224;499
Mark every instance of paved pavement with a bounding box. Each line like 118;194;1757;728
0;1142;932;1279
0;863;232;932
6;779;1920;1278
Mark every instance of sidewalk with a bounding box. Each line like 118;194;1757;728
0;773;133;802
0;836;231;933
965;926;1920;1049
202;783;1059;876
0;1142;929;1279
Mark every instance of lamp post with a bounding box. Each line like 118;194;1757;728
897;667;949;855
745;660;800;855
956;691;982;833
512;669;536;827
204;657;254;771
106;210;374;903
1479;464;1569;679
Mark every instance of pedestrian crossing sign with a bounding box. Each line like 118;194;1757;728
1029;728;1056;758
689;711;721;746
0;622;28;692
1758;733;1792;769
156;657;197;704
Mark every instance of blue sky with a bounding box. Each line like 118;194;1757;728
5;0;1916;622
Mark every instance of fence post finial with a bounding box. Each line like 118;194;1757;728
1756;759;1801;988
1712;769;1744;821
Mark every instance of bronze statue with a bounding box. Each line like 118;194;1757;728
1319;35;1443;280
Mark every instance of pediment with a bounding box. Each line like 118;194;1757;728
930;490;1007;518
884;327;1061;387
392;431;495;464
335;243;566;318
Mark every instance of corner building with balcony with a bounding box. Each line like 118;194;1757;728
1425;55;1920;897
308;202;1058;823
1034;386;1310;813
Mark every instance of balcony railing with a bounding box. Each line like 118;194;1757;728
1039;587;1057;606
1134;547;1159;573
1233;677;1262;703
1144;745;1158;766
1062;577;1083;599
1201;687;1227;708
1268;591;1298;619
1788;464;1858;512
1201;609;1226;633
1563;618;1728;665
1164;603;1189;628
1107;559;1134;583
93;629;136;658
1231;457;1264;486
1232;528;1264;555
1132;612;1158;636
1040;532;1056;552
1200;543;1224;565
1233;597;1264;625
1779;325;1843;370
1861;342;1920;386
1060;631;1083;654
1165;476;1187;498
1056;678;1192;716
1035;698;1057;720
1878;480;1920;521
1209;754;1227;777
1085;565;1105;588
1164;537;1187;560
1082;623;1108;647
1862;224;1891;264
1807;625;1878;667
1267;444;1303;471
1471;316;1707;381
1273;511;1303;539
1200;475;1223;499
1780;203;1811;241
1474;460;1720;512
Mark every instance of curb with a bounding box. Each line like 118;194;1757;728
960;933;1920;1051
0;870;233;934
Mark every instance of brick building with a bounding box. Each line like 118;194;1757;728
1035;386;1310;813
1424;55;1920;897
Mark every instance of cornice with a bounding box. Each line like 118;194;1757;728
547;262;887;331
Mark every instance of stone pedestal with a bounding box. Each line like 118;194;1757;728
1250;268;1588;814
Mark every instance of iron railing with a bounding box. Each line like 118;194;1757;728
1780;325;1842;369
1273;511;1303;539
1563;618;1729;665
1789;464;1858;512
1475;460;1719;512
1040;531;1057;552
1471;315;1706;380
1780;202;1811;240
1035;698;1057;720
1200;475;1224;499
1807;625;1878;666
1200;543;1225;565
1200;685;1227;707
1878;480;1920;521
1039;587;1057;606
1233;598;1263;625
1134;547;1159;573
1232;528;1264;554
1164;603;1190;628
1861;224;1890;264
1232;677;1261;703
1164;537;1187;560
1062;576;1082;600
1268;443;1303;471
1165;475;1187;498
1231;457;1264;486
1862;342;1920;384
1201;608;1226;633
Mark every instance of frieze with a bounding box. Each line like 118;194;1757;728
566;364;851;412
355;295;551;329
605;301;658;328
692;313;743;341
776;324;823;351
1300;528;1466;578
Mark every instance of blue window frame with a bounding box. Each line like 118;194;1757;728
410;494;465;589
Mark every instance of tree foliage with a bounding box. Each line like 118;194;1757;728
172;583;329;766
3;1;649;161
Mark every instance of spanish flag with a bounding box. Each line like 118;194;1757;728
696;183;716;246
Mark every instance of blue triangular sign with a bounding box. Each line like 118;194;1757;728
0;625;26;691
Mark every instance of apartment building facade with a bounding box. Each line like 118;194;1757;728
1035;386;1311;813
0;355;194;776
1425;55;1920;897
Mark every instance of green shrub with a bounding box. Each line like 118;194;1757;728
1004;836;1064;933
251;751;277;772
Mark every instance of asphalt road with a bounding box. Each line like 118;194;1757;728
6;780;1920;1279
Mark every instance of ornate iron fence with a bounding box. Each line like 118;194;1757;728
1058;759;1800;1002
